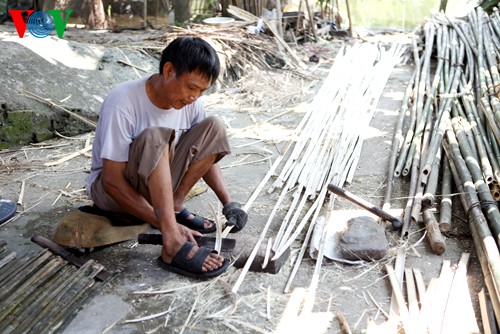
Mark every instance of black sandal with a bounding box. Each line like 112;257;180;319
157;242;229;279
175;208;216;234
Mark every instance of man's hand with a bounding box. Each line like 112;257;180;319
178;224;202;244
223;202;248;232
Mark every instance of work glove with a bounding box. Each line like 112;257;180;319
223;202;248;233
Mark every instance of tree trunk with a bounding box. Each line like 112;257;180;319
42;0;67;11
439;0;448;12
221;0;229;16
173;0;190;24
86;0;108;29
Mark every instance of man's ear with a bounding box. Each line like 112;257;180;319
162;62;175;78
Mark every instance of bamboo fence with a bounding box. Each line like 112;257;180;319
384;6;500;327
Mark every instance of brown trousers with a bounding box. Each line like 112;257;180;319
91;116;231;213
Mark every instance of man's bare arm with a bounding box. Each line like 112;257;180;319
203;163;231;205
101;159;158;225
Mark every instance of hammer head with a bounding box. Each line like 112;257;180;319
391;217;403;230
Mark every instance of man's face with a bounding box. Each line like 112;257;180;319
165;68;212;110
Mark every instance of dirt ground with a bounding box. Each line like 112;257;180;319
0;21;486;334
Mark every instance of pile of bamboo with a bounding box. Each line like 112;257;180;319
231;41;403;293
385;253;481;334
156;22;306;79
0;241;107;333
384;6;500;326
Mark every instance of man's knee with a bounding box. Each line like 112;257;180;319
203;116;227;136
139;127;174;146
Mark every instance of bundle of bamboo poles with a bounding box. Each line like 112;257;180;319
0;241;107;333
156;23;305;78
231;42;403;293
384;6;500;326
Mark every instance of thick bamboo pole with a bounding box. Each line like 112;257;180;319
442;139;500;324
394;36;421;177
420;42;464;184
383;68;418;211
451;117;500;245
439;158;453;232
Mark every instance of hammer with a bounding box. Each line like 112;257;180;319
327;184;403;229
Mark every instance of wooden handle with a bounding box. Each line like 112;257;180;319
31;235;111;281
327;183;402;229
422;209;446;255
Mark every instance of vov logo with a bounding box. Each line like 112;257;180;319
8;10;73;39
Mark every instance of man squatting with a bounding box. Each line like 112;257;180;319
86;37;248;278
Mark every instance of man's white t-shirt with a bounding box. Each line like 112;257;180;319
86;76;206;198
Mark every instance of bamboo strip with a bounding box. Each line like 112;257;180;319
385;263;412;333
222;142;290;237
0;250;52;301
34;263;104;333
14;260;101;333
20;90;97;128
427;260;454;334
405;267;419;330
478;288;499;334
0;265;74;332
0;250;16;270
441;253;480;334
44;145;92;167
301;205;334;314
0;257;66;321
416;277;438;332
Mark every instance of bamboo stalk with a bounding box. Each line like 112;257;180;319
420;44;464;184
451;117;500;245
459;78;499;184
439;158;453;232
442;135;500;324
20;90;97;128
403;23;437;178
394;36;421;178
422;146;442;207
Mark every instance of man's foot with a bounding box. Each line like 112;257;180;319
158;242;228;278
175;208;216;234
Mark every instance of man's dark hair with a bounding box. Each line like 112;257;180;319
159;37;220;85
